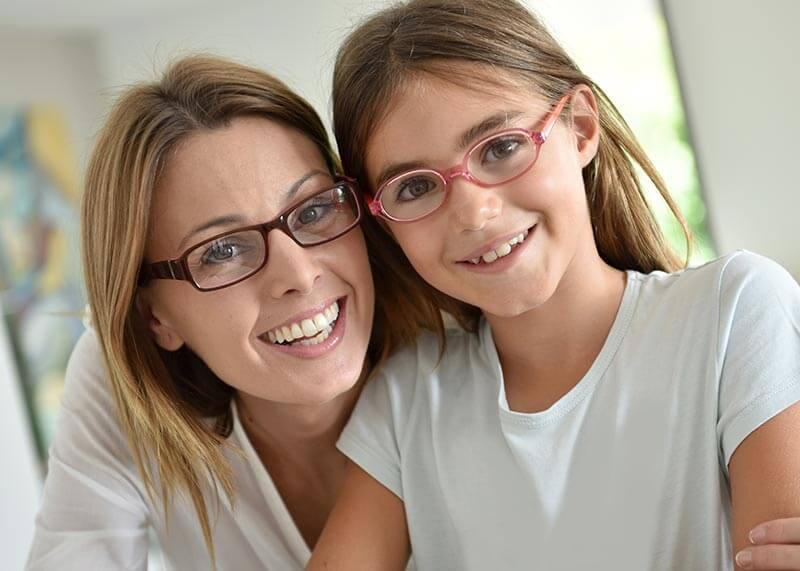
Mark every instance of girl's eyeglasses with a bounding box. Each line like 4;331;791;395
367;94;569;223
139;177;362;291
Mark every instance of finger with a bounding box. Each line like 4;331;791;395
736;545;800;570
750;518;800;545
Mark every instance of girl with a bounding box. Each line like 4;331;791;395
309;1;800;569
26;55;452;569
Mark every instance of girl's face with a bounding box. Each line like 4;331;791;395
364;73;600;318
140;116;374;405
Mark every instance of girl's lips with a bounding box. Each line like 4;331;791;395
456;225;536;274
259;297;347;359
457;225;535;263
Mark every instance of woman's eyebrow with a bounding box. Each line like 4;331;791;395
178;169;330;251
179;214;247;251
283;168;330;202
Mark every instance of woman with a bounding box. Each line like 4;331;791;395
26;55;452;570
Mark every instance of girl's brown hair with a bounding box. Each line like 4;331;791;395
332;0;690;324
82;54;440;564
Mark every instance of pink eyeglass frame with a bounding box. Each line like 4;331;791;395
367;93;571;223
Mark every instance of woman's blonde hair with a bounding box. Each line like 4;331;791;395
332;0;691;330
82;55;442;564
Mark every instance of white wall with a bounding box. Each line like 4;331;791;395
0;307;41;570
664;0;800;277
94;0;392;136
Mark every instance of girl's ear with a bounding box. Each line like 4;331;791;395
569;85;601;168
136;291;185;351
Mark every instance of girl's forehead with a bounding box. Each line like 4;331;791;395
364;73;551;175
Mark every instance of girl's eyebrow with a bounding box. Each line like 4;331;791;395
374;110;524;188
456;110;523;151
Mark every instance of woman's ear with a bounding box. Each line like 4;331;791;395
569;85;601;168
135;291;185;351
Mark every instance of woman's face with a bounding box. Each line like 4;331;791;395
364;74;600;318
140;116;374;405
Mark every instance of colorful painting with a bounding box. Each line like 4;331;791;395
0;105;85;459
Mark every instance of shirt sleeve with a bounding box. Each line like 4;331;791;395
716;251;800;470
26;329;150;571
336;337;430;501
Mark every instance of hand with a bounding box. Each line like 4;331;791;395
736;518;800;569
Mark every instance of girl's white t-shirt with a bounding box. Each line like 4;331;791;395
26;329;312;570
338;251;800;570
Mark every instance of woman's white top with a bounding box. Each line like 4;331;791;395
338;251;800;570
26;329;313;570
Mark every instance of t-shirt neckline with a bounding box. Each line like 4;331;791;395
480;270;642;428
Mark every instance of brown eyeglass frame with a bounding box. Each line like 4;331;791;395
137;177;362;292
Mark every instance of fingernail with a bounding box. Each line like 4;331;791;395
736;549;753;568
749;526;767;544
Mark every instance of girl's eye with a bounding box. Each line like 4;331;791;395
201;240;247;265
395;176;438;202
481;136;524;164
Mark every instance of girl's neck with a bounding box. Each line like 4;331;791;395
487;250;626;413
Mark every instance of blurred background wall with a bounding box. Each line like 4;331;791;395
0;0;797;568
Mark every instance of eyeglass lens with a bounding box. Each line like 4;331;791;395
185;183;359;289
380;130;537;221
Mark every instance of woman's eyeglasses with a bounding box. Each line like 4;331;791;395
139;177;362;291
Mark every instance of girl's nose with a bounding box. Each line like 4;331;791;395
260;230;322;299
448;177;503;232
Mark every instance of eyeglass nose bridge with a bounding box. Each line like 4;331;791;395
442;166;474;185
258;214;295;245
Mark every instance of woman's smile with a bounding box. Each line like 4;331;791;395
258;296;348;358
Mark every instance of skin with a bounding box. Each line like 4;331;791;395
308;70;800;569
138;116;375;548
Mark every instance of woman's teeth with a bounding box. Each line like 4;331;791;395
266;301;340;346
468;229;530;265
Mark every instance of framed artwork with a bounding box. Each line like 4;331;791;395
0;105;85;461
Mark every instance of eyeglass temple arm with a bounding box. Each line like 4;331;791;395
539;95;571;142
138;260;189;285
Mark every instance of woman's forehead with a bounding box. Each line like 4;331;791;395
147;116;328;255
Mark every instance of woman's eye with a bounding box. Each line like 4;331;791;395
396;177;437;202
201;241;246;265
482;137;522;163
296;204;332;225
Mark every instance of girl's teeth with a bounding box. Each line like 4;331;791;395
291;323;303;339
482;250;499;264
471;230;530;266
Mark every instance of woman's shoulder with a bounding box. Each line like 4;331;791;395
61;327;113;409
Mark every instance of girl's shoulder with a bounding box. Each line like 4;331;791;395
635;250;798;309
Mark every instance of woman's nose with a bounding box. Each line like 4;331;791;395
260;230;322;298
448;177;503;232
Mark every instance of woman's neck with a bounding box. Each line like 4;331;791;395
235;364;370;549
487;250;626;413
236;365;367;465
